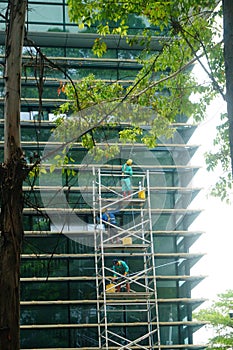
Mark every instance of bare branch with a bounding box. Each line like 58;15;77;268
24;35;82;112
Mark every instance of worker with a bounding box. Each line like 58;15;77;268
121;158;133;197
101;208;120;243
112;259;130;292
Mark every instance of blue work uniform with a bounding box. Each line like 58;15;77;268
101;211;119;242
102;212;117;225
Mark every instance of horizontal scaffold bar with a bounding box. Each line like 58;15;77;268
20;163;201;171
20;275;206;282
0;140;200;149
20;252;205;259
15;208;203;214
20;320;208;329
20;345;206;350
22;185;202;192
0;119;197;128
20;297;206;305
20;345;207;350
22;230;204;236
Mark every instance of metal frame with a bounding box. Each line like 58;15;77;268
93;167;161;350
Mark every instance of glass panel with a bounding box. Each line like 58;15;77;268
156;257;178;276
20;304;97;324
70;328;99;347
21;280;96;301
28;4;63;24
22;236;68;254
21;259;69;277
160;325;179;345
157;281;177;298
21;328;70;348
20;282;69;301
154;237;175;253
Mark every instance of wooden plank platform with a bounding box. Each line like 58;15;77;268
102;244;149;250
100;197;146;203
102;292;153;299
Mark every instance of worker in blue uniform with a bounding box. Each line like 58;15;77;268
112;259;130;292
101;208;119;243
121;159;133;197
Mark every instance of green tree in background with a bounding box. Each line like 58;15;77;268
66;0;233;201
194;290;233;348
57;1;217;159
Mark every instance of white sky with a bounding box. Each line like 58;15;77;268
187;92;232;343
188;7;232;305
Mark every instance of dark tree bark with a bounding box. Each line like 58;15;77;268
0;1;27;349
223;0;233;176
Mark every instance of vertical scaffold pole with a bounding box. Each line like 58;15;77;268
98;168;109;349
140;176;149;295
93;167;102;349
147;169;161;350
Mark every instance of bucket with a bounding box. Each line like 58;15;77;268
106;283;115;293
122;237;132;245
138;190;146;199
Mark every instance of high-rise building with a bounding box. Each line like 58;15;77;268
0;1;206;349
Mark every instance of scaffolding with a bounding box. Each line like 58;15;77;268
93;168;161;350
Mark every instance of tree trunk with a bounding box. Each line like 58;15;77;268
223;0;233;176
0;1;27;349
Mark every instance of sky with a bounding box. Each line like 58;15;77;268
187;93;232;343
189;94;231;299
187;5;232;305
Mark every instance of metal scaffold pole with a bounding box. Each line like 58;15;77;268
94;167;161;349
147;169;161;350
93;167;102;349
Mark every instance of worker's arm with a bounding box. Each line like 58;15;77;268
128;167;133;177
102;213;108;223
124;166;133;177
112;265;117;279
122;261;129;275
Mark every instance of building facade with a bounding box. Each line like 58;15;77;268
0;1;206;349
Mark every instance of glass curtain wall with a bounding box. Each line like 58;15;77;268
0;1;206;349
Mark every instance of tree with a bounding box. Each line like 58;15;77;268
53;1;213;157
194;290;233;349
0;1;232;349
204;0;233;203
223;0;233;177
0;1;27;349
65;0;233;201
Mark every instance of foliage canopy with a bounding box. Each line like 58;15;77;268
194;290;233;349
54;0;232;199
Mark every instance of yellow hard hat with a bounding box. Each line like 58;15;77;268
126;159;133;165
